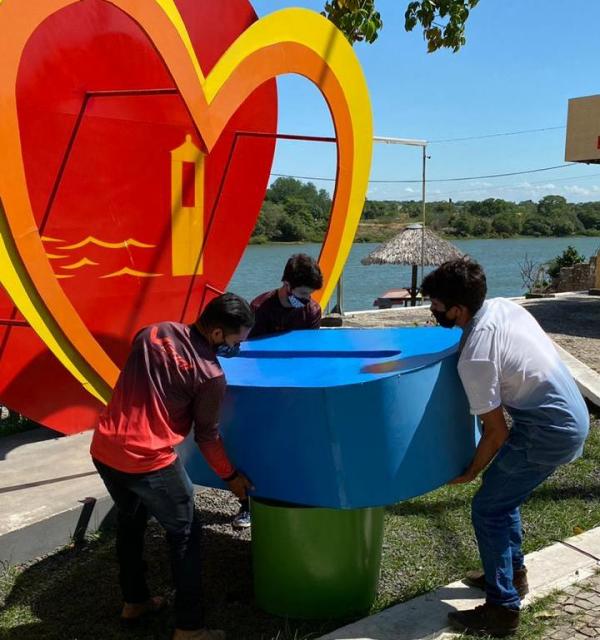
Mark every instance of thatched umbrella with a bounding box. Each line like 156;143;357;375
361;223;465;306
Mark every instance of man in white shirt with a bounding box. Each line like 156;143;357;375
421;258;589;638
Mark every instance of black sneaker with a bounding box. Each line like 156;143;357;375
464;567;529;599
232;509;251;529
448;602;519;637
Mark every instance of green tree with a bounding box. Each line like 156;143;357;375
254;177;600;244
321;0;382;44
276;216;307;242
469;198;511;218
322;0;479;52
492;213;521;237
534;196;582;236
404;201;422;218
253;201;285;241
521;215;552;237
537;195;569;217
550;217;576;237
267;177;306;204
547;246;586;278
421;201;451;231
452;215;473;237
471;217;492;236
315;188;333;221
362;200;399;219
576;204;600;230
283;196;316;228
517;200;537;216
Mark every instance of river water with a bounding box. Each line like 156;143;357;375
228;237;600;312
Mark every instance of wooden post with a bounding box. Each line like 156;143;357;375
410;264;418;307
591;254;600;295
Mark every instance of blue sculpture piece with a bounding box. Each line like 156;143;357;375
178;327;478;509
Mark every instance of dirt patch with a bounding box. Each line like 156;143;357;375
522;296;600;374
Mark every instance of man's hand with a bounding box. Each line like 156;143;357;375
448;469;477;485
448;407;509;486
227;471;255;500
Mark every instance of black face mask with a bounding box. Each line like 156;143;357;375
431;308;456;329
216;342;240;358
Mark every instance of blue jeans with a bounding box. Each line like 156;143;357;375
93;457;203;630
471;443;557;610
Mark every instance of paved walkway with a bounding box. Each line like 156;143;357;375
0;428;110;565
546;573;600;640
522;294;600;375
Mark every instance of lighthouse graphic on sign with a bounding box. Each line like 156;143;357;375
170;134;205;276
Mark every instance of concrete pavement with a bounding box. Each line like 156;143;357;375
0;428;111;565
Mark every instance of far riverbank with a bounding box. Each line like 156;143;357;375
230;236;600;312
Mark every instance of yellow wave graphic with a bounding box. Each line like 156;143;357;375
46;253;70;260
41;236;66;243
61;258;99;270
56;274;75;279
60;236;155;250
100;267;162;279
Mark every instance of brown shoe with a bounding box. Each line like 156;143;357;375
172;629;226;640
120;595;166;624
464;566;529;599
448;602;519;637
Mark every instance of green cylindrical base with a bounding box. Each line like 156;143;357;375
251;498;384;619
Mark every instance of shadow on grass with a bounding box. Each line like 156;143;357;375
386;495;470;517
388;483;600;516
0;505;338;640
531;483;600;502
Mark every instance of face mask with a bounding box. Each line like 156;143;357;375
288;294;309;309
431;309;456;329
216;342;240;358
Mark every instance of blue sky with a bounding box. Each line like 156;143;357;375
251;0;600;203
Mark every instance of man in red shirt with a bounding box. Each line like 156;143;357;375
91;293;254;640
231;254;323;529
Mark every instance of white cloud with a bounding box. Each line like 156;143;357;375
368;178;600;203
563;185;593;196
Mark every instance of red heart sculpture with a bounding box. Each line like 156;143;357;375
0;0;277;432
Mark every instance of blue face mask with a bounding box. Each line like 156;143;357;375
288;294;309;308
216;343;240;358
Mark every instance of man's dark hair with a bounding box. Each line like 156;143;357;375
282;254;323;290
199;293;254;334
421;258;487;315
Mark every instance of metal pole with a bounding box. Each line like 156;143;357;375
331;270;344;315
421;145;427;288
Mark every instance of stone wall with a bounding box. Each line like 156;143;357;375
555;255;598;292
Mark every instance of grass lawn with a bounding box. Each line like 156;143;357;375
1;413;598;640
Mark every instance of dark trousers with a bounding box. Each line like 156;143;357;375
93;457;203;630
